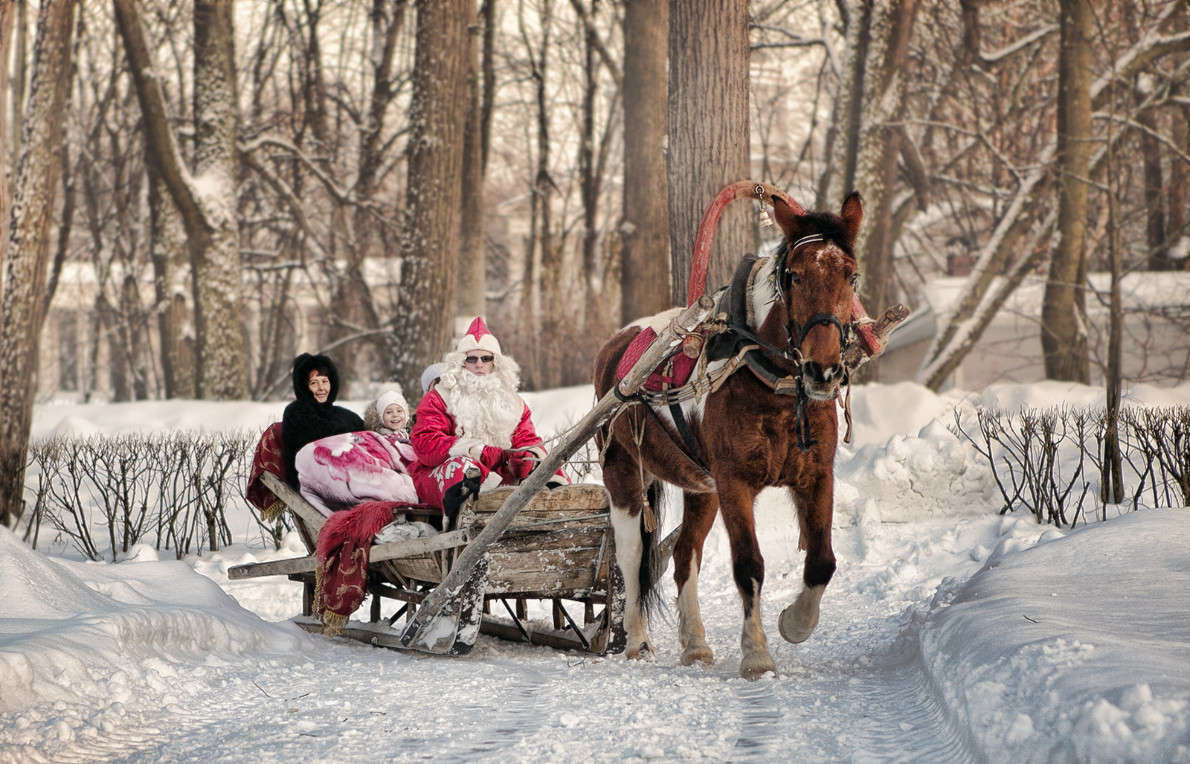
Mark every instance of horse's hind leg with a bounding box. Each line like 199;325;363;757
779;484;836;644
717;479;775;679
602;439;655;659
674;491;718;666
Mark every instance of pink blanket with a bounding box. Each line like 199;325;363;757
296;431;419;516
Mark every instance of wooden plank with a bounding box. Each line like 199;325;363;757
474;484;609;513
261;472;327;535
228;530;470;580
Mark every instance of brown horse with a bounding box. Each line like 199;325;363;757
593;193;863;679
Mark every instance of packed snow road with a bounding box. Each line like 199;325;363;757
6;510;1017;763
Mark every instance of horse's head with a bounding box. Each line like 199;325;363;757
769;192;863;401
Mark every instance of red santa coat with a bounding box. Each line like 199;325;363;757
410;389;545;509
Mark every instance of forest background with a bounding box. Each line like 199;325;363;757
0;0;1187;528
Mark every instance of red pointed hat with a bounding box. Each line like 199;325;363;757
455;316;502;356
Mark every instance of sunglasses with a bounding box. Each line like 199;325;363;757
464;354;495;365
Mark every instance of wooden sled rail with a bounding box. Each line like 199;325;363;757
227;529;471;580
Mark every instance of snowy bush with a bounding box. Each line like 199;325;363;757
951;405;1189;525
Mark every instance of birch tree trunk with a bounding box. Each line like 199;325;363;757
389;0;471;396
667;0;749;303
0;0;77;528
1041;0;1092;383
620;0;669;323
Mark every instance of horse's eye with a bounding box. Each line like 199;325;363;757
849;273;860;288
785;269;801;285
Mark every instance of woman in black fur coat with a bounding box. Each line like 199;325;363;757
281;353;365;489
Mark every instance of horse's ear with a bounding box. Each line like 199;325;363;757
840;192;863;244
771;195;799;240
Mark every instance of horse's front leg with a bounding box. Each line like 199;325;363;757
779;480;836;644
674;491;718;666
717;479;775;679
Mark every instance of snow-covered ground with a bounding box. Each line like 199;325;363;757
4;381;1189;762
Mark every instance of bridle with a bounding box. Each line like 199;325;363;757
775;234;852;359
766;233;857;449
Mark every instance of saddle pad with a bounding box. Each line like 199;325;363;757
615;327;698;393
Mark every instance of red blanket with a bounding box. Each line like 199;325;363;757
246;422;286;521
615;327;698;392
313;500;402;636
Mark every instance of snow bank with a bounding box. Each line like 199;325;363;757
920;510;1190;762
0;527;312;717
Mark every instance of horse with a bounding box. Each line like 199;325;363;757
593;192;864;679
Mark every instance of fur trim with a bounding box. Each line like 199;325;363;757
449;438;486;460
456;316;502;355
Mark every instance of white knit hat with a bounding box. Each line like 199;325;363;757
375;388;408;418
455;316;502;356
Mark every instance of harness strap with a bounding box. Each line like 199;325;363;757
636;394;713;478
668;401;709;473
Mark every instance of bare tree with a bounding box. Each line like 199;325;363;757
619;0;669;323
1040;0;1093;383
918;7;1190;390
0;0;78;527
389;0;472;396
113;0;247;399
457;0;494;318
848;0;921;380
667;0;750;303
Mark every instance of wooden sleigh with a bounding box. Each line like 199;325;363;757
229;470;627;655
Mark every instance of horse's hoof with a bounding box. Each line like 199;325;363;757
680;645;714;666
739;653;776;680
625;641;654;661
778;586;824;644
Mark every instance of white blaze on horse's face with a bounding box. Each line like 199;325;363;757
786;239;856;401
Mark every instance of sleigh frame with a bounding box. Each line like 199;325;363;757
229;471;627;655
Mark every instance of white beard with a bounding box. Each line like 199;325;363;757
437;356;524;449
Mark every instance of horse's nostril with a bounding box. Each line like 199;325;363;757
803;361;842;385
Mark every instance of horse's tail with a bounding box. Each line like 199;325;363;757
638;479;666;617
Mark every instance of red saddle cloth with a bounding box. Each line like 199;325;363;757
615;327;698;393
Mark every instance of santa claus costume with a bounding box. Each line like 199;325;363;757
410;317;561;516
